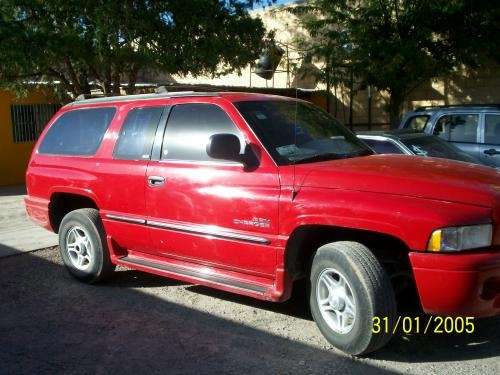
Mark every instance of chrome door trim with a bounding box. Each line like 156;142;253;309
105;213;146;225
146;220;270;244
105;213;271;245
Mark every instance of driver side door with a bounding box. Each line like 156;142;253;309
145;101;280;277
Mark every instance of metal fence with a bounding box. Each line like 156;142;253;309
10;104;60;143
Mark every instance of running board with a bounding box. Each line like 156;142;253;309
120;256;268;294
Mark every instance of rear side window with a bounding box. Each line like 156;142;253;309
404;115;430;131
39;107;116;155
484;114;500;145
433;114;478;143
114;107;164;160
362;139;404;154
161;103;240;161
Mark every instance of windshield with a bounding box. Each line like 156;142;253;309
235;100;373;165
399;135;480;164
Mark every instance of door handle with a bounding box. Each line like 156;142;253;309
484;148;500;156
147;175;165;186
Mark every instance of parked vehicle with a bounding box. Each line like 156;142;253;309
399;105;500;167
357;130;492;167
26;92;500;355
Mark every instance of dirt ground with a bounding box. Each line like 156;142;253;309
0;247;498;375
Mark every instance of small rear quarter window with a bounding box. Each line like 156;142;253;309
38;107;116;155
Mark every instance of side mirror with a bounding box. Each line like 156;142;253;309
206;133;242;163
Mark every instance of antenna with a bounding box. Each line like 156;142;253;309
292;77;299;201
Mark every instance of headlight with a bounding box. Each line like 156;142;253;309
427;224;493;252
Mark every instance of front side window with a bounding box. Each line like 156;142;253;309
162;103;240;161
484;114;500;145
114;107;164;160
433;114;479;143
39;107;116;155
235;100;372;165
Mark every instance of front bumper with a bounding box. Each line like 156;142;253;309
409;250;500;317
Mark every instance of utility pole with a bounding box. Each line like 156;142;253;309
349;68;354;130
367;85;372;130
326;63;331;113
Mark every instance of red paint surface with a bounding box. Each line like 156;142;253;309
25;92;500;314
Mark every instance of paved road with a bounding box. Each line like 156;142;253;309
0;185;57;257
1;247;498;374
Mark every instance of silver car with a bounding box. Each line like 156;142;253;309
357;130;493;167
399;105;500;167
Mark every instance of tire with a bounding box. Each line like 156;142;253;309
309;241;396;356
58;208;115;283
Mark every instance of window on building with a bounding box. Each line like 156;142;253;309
484;114;500;145
38;107;116;155
433;114;479;143
114;107;164;160
10;104;60;143
161;103;240;161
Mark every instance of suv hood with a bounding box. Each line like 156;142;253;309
297;154;500;208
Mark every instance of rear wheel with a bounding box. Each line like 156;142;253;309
309;241;396;355
59;208;115;283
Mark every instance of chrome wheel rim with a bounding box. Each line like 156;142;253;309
65;226;93;271
316;268;356;334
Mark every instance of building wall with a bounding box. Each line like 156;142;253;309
0;89;58;186
173;5;500;128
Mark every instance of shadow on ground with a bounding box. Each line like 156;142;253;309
187;281;500;364
0;246;387;374
1;246;499;374
0;185;26;197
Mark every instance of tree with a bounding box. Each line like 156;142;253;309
293;0;500;128
0;0;272;99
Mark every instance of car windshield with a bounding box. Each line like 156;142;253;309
235;100;373;165
399;135;480;164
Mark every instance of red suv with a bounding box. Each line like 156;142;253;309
25;92;500;355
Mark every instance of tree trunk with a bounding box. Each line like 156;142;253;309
125;67;138;95
79;71;91;96
112;70;121;95
388;90;405;129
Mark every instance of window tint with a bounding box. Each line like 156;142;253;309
405;115;430;131
433;114;478;143
162;103;240;161
484;114;500;145
235;100;372;165
114;107;163;160
362;139;404;154
39;108;115;155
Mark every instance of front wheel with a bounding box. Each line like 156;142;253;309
309;241;396;355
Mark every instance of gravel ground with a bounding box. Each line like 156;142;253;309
0;247;499;375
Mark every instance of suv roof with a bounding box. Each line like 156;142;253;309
412;104;500;112
64;91;293;107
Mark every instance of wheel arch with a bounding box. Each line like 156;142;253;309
284;224;411;280
48;190;99;233
283;224;419;310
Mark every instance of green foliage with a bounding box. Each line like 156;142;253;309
0;0;270;99
293;0;500;126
